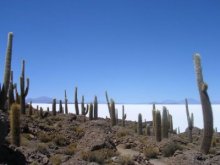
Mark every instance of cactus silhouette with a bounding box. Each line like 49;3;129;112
81;96;86;115
10;103;20;146
185;98;194;142
8;71;15;109
162;106;169;138
155;110;161;142
110;99;116;126
122;105;126;127
94;96;98;120
194;54;213;154
0;32;13;111
64;90;68;114
74;87;79;115
20;60;29;114
59;100;63;113
152;104;156;135
138;113;143;135
52;99;56;116
89;103;93;120
105;91;112;118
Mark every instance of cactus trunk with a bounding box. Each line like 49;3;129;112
138;113;143;135
74;87;79;115
155;110;161;142
10;103;20;146
194;54;213;154
94;96;98;120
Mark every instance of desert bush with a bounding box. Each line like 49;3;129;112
65;143;77;155
143;146;159;158
50;155;61;165
117;130;129;138
36;143;49;154
38;132;53;143
53;135;68;146
81;148;117;163
118;155;134;165
162;142;182;157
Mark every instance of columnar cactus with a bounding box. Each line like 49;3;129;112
122;105;126;127
74;87;79;115
185;98;194;142
81;96;87;115
10;103;20;146
8;71;15;109
152;104;156;135
155;110;161;142
115;109;118;124
168;114;173;133
194;54;213;154
40;107;43;118
20;60;29;114
52;99;56;116
0;32;13;111
59;100;63;113
137;113;143;135
94;96;98;120
110;99;116;126
89;103;93;120
64;90;68;114
105;91;112;118
162;106;169;138
29;101;32;116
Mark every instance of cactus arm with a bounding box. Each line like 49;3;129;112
194;54;213;154
105;91;111;118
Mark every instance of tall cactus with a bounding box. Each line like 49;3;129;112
194;54;213;154
168;114;173;133
185;98;194;142
74;87;79;115
20;60;29;114
64;90;68;114
152;104;156;135
52;99;56;116
137;113;143;135
105;91;112;118
110;99;116;126
155;110;161;142
0;32;13;111
94;96;98;120
8;71;15;109
89;103;93;120
10;103;20;146
81;96;86;115
162;106;169;138
122;105;126;127
59;100;63;113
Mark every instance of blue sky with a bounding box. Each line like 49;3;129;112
0;0;219;103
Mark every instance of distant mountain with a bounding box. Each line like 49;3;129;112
27;96;53;103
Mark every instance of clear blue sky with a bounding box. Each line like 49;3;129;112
0;0;219;103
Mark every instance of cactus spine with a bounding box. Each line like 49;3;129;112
162;106;169;138
122;105;126;127
89;103;93;120
137;113;143;135
20;60;29;114
94;96;98;120
194;54;213;154
52;99;56;116
110;99;116;126
10;103;20;146
64;90;68;114
74;87;79;115
155;110;161;142
185;98;194;142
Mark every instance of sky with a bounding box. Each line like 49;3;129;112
0;0;220;103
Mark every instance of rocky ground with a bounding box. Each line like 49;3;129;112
1;109;220;165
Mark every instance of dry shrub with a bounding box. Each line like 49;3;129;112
143;146;159;158
38;132;53;143
53;135;69;146
118;155;134;165
162;142;182;157
50;155;61;165
65;143;77;155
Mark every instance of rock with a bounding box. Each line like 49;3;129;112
0;145;26;165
